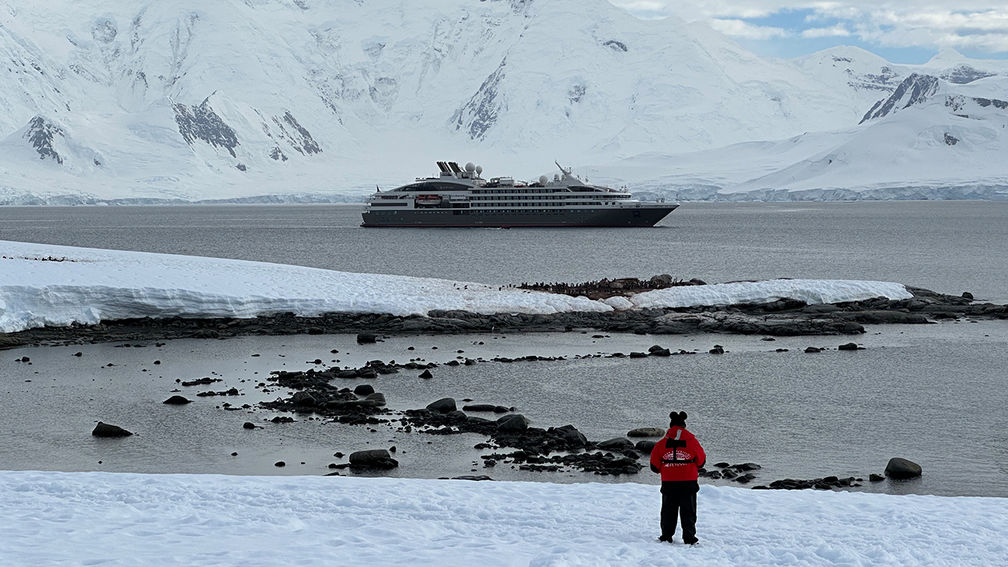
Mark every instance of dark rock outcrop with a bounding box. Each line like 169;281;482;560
496;414;530;432
885;457;923;479
349;449;399;470
92;422;132;437
426;397;457;413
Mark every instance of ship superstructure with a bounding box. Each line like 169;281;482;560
361;161;677;227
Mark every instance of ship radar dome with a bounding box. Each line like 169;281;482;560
539;175;548;184
475;165;483;175
465;162;476;173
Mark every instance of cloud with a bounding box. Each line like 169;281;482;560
801;25;851;38
708;18;791;40
606;1;1008;55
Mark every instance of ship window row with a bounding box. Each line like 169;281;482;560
475;188;611;194
404;209;596;214
471;195;625;201
472;200;611;205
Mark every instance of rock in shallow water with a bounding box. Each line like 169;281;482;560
885;457;923;479
349;449;398;470
627;427;665;438
92;421;132;437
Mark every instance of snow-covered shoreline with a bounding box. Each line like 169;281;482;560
1;240;912;334
1;470;1004;566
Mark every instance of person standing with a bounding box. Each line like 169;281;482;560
649;411;706;544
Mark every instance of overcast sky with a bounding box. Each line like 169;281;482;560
607;1;1008;63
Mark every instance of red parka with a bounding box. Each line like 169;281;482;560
649;426;706;482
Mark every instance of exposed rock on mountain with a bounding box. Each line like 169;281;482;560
860;74;940;123
0;0;1006;203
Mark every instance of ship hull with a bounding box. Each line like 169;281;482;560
361;205;677;228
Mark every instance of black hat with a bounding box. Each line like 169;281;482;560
669;411;687;427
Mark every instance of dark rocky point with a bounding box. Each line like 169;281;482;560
419;369;434;379
162;395;191;405
3;286;1005;350
92;421;132;437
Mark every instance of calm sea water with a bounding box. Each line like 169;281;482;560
2;202;1007;497
1;202;1006;302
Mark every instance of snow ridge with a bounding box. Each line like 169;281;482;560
0;240;912;334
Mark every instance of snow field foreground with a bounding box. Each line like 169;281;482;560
0;471;1004;567
0;240;913;334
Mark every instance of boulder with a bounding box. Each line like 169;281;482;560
462;404;511;413
92;422;133;438
356;333;377;344
596;437;635;452
426;397;457;413
353;384;375;396
550;424;588;448
627;427;665;438
364;392;387;406
162;395;191;405
885;457;922;479
709;345;725;354
418;369;433;379
634;440;657;453
349;449;399;470
837;342;862;351
496;414;530;432
291;391;317;407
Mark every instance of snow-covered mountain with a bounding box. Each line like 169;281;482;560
1;0;1006;204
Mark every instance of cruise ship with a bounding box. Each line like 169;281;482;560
360;161;678;228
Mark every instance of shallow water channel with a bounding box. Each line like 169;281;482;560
3;321;1007;497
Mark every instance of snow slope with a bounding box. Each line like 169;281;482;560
0;240;912;333
0;471;1005;566
1;1;1006;203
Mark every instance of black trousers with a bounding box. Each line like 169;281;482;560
660;480;699;541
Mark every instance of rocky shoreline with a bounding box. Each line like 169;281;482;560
2;286;1004;350
237;354;921;488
